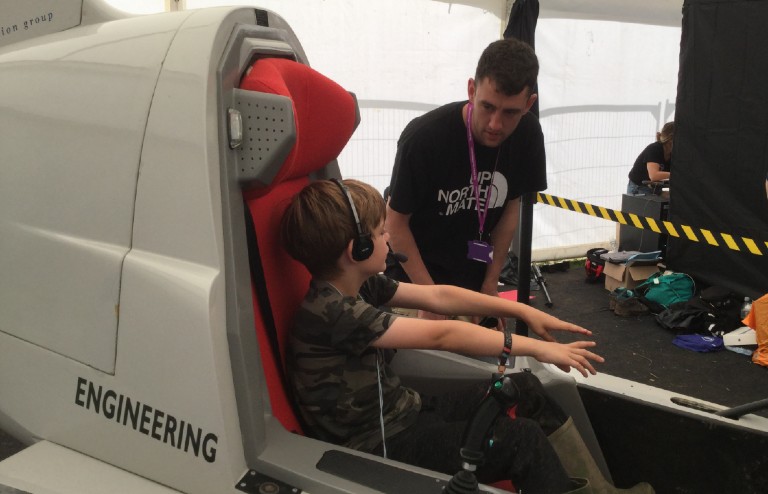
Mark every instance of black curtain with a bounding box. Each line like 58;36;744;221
503;0;540;117
504;0;540;335
668;0;768;299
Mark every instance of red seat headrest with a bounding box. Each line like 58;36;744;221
240;58;358;186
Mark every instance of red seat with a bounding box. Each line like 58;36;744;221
239;57;357;434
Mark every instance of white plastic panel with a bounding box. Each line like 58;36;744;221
0;6;311;494
0;14;179;372
0;441;181;494
0;0;83;49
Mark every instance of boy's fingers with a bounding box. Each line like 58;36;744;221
550;321;591;335
573;358;596;377
540;332;556;343
573;362;588;377
567;349;603;376
577;349;604;365
568;323;592;335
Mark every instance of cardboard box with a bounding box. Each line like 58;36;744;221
604;260;660;291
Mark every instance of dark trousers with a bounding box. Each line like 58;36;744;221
376;373;572;494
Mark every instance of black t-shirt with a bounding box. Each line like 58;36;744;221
628;141;671;185
386;101;546;290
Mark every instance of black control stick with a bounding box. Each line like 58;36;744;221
444;374;521;494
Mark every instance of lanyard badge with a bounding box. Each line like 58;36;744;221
468;239;494;263
465;102;494;264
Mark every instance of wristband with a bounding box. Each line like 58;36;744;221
497;328;513;373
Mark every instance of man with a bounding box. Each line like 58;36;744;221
385;38;545;320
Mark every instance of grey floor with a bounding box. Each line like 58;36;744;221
524;262;768;417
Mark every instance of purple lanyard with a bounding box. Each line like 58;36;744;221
466;103;493;237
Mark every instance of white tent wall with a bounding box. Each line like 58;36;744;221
110;0;683;261
533;17;680;259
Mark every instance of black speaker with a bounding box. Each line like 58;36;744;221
618;194;669;255
331;179;373;261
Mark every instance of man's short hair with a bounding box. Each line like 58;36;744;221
475;38;539;96
281;179;385;278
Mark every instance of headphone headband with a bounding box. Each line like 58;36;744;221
331;179;374;261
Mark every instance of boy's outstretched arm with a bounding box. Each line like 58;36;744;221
390;282;591;343
370;317;604;378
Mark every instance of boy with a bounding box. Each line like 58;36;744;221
281;179;650;493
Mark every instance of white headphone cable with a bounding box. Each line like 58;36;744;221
376;350;387;458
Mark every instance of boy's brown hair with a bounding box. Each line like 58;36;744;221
281;179;385;278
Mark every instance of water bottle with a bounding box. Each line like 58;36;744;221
740;297;752;320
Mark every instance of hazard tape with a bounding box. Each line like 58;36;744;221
536;192;767;257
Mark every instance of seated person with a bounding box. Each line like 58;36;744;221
627;122;674;195
281;178;653;494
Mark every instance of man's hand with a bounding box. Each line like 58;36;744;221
480;278;501;299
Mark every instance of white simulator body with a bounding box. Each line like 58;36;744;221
1;2;767;494
0;2;311;493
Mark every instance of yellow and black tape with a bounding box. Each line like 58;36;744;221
536;192;767;257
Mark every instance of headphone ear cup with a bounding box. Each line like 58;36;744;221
331;178;374;261
352;233;374;261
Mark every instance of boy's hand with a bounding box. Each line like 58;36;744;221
525;310;592;343
534;340;604;377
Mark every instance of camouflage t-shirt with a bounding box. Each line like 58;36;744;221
289;274;421;451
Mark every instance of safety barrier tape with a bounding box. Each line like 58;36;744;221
536;192;767;257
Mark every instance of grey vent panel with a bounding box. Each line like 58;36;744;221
233;88;296;187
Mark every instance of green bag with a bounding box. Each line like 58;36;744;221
635;272;696;311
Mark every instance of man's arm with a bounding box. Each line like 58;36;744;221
385;203;434;286
480;197;520;297
386;202;449;320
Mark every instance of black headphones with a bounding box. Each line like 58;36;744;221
331;179;374;261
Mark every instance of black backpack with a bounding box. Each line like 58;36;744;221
693;285;744;333
655;285;743;335
655;302;715;334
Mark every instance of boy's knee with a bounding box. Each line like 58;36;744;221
488;416;549;453
509;371;545;391
508;372;568;433
509;371;548;406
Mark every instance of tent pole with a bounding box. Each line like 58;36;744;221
514;194;534;336
504;0;540;337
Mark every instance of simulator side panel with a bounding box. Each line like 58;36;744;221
0;6;310;494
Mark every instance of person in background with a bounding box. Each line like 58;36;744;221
281;178;653;494
627;122;674;195
385;38;545;322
